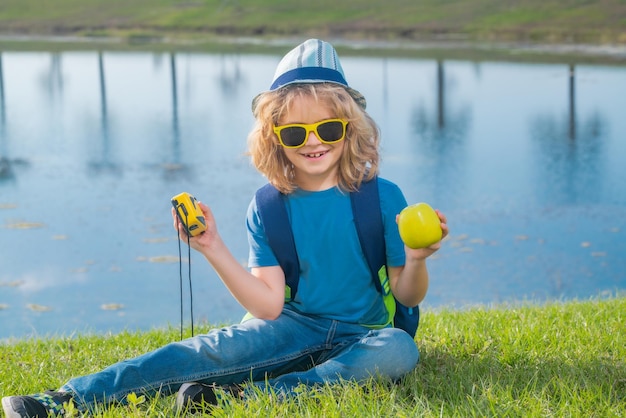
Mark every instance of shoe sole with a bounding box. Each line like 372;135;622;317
2;396;22;418
175;382;197;412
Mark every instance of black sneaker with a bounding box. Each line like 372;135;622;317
2;390;73;418
175;382;242;413
176;382;219;414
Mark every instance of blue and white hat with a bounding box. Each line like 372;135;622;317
252;39;366;112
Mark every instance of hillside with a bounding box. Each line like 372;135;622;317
1;0;625;46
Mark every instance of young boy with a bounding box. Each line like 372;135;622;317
2;38;448;417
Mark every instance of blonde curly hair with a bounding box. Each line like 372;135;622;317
247;83;380;194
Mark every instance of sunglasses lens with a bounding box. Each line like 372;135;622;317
317;121;345;143
279;126;307;147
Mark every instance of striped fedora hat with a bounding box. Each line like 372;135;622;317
252;38;366;112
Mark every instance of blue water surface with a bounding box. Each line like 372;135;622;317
0;50;624;340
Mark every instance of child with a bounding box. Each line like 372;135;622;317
2;38;448;417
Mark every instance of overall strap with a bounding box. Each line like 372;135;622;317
255;184;300;299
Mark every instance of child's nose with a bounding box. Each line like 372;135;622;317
306;130;322;146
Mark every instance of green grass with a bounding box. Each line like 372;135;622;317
2;297;625;417
0;0;625;45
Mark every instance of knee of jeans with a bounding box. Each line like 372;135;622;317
378;328;419;376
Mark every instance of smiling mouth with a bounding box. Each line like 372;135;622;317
303;151;327;158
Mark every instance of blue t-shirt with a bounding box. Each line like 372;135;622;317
246;177;408;327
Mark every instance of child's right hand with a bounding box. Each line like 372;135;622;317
172;201;219;252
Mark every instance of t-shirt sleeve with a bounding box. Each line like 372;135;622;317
378;178;408;268
246;195;279;268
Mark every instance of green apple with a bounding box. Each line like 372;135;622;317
398;203;442;249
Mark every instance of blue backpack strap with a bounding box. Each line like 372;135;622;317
255;184;300;300
350;178;386;293
351;177;420;337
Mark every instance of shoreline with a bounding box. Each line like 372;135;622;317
1;34;626;64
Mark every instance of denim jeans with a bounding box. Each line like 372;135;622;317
61;308;419;409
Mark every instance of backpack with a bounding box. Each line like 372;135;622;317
254;177;420;337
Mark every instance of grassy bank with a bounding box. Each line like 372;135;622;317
2;1;626;63
1;0;625;45
1;297;624;417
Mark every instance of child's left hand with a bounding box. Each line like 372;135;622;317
398;209;448;260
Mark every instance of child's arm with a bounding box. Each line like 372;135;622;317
388;210;449;307
172;202;286;320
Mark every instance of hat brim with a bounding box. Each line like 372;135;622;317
345;86;367;110
251;82;367;114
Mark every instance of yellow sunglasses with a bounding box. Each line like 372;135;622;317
273;118;349;148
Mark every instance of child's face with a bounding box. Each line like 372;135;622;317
278;95;345;191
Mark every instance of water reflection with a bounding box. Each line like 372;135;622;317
0;53;5;128
0;53;8;179
0;52;30;182
569;64;576;140
0;50;624;339
87;52;119;176
170;54;180;162
217;54;244;98
529;64;606;205
41;53;64;103
409;60;472;207
411;60;472;139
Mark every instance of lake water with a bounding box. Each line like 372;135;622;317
1;48;625;340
